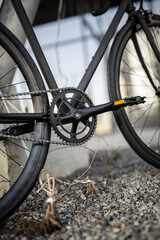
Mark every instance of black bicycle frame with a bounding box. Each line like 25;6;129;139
0;0;159;125
9;0;160;92
10;0;130;92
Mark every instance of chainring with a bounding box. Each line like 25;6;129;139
50;88;97;144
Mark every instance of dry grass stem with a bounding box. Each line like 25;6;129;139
55;144;99;201
38;169;62;232
36;142;103;233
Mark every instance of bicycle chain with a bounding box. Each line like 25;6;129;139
0;87;97;146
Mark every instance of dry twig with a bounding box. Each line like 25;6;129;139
38;170;63;232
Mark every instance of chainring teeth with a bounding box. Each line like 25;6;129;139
50;88;97;144
0;87;97;146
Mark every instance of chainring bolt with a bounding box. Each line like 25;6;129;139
75;112;81;119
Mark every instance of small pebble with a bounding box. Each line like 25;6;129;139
0;149;159;240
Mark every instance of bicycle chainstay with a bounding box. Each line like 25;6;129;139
0;87;97;146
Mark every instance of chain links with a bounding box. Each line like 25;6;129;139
0;87;64;98
0;87;96;146
0;133;87;146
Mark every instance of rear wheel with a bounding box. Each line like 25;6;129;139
0;24;50;221
108;17;160;168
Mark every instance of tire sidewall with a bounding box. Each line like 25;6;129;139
108;18;160;168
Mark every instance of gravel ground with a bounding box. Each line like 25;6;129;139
0;148;160;240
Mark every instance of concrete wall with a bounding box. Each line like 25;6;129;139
0;0;40;196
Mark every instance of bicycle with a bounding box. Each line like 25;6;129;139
0;0;159;221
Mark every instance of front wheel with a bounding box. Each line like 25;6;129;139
108;16;160;168
0;24;50;221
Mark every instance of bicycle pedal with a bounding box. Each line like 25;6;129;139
114;96;146;108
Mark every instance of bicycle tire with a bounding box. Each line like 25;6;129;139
108;16;160;168
0;24;50;221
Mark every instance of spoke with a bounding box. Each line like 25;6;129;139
121;70;159;89
125;47;140;62
0;50;6;58
125;45;158;82
118;24;160;159
3;98;21;113
0;173;14;185
8;139;31;152
122;71;149;79
0;81;26;90
0;148;24;169
136;32;160;81
139;98;153;135
21;139;30;157
2;94;10;113
137;31;155;58
122;59;156;93
128;97;158;114
153;28;160;50
0;66;17;81
131;98;158;127
148;127;160;147
120;83;153;87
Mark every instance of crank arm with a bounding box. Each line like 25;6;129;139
0;123;34;140
80;96;146;119
0;113;49;139
60;96;146;122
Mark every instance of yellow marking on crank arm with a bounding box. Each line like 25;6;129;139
114;99;125;106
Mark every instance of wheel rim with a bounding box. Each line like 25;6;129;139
0;35;47;200
118;22;160;157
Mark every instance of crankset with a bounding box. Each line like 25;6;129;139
50;89;97;144
50;88;145;144
0;87;145;145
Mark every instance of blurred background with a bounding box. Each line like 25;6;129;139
31;0;160;134
1;0;160;134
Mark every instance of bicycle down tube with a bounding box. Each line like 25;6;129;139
11;0;159;93
1;0;157;123
10;0;129;92
11;0;58;90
